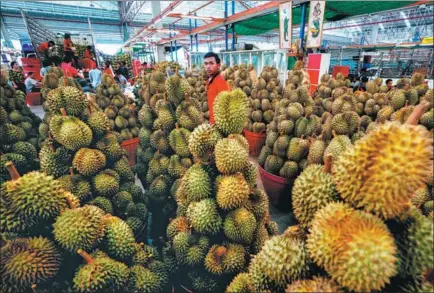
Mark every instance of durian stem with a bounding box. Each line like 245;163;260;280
31;284;37;293
175;123;179;129
406;101;429;125
5;162;21;180
323;155;332;174
48;143;55;153
180;285;193;293
63;77;68;86
332;130;337;138
65;196;75;209
77;249;94;264
60;108;67;116
184;93;190;102
69;167;74;176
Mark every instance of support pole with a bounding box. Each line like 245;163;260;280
194;13;198;52
174;24;178;62
225;1;229;51
169;24;174;61
232;0;236;51
300;2;307;49
189;18;193;51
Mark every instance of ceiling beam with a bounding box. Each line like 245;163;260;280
157;0;297;45
171;1;215;25
120;1;148;25
125;0;183;46
237;0;250;10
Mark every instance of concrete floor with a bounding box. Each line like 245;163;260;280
30;104;293;234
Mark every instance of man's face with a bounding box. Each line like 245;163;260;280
204;57;219;76
387;81;392;88
13;63;18;69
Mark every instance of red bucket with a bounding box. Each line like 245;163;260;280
259;165;294;211
121;137;139;166
243;129;266;157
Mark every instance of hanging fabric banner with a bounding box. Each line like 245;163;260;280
279;1;292;49
306;0;326;48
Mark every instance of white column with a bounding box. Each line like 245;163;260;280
152;1;166;62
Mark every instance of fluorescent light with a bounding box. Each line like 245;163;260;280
400;11;411;28
168;13;218;21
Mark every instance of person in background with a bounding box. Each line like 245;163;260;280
204;52;229;125
386;79;394;91
40;59;52;77
60;56;84;79
350;75;360;91
9;61;25;92
104;61;114;77
24;72;41;92
63;33;80;69
115;72;128;89
38;40;55;58
84;46;94;60
359;76;368;92
89;66;102;90
117;61;129;80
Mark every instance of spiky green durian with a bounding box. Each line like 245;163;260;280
241;161;258;188
181;164;211;203
53;206;105;253
172;231;195;263
216;174;250;210
214;88;249;136
1;170;68;232
113;191;133;211
205;243;245;275
45;86;87;117
113;156;135;182
96;133;126;162
187;270;220;293
157;101;176;131
215;136;249;175
56;173;91;202
188;124;222;162
176;100;202;131
73;249;129;293
264;155;284;175
323;135;352;163
1;237;61;291
11;141;37;161
86;110;110;138
292;164;339;227
88;196;114;214
226;273;255;293
39;141;73;178
150;129;170;153
49;115;92;151
333;122;432;219
224;207;257;244
169;126;191;157
103;216;136;262
93;169;120;198
410;187;430;208
166;217;189;240
72;148;106;176
187;199;222;235
244;189;269;221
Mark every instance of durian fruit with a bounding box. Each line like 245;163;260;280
307;202;398;292
1;237;61;292
307;137;325;164
248;234;308;289
264;155;284;175
86;110;111;138
215;136;249;174
187;198;222;235
89;196;114;214
323;134;352;163
181;164;211;203
53;205;106;253
72;148;106;176
103;216;136;262
169;125;191;157
93;169;120;198
49;114;93;151
214;88;249;136
45;86;88;117
224;207;257;244
96;133;126;162
285;277;342;292
38;141;73;178
333;119;433;219
166;217;189;240
188;124;222;162
1;165;68;233
205;243;246;275
216;173;250;210
73;249;129;293
292;160;339;227
330;111;360;135
226;272;255;293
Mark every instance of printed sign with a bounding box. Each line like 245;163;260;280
279;1;292;49
306;1;326;48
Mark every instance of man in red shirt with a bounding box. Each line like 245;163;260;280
60;56;84;79
38;41;55;57
204;52;229;124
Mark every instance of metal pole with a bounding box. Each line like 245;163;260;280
232;1;235;51
169;24;174;61
189;18;193;51
88;17;99;67
300;3;307;49
174;23;178;62
224;1;228;51
194;13;198;52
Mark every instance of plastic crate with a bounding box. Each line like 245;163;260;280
258;165;294;212
243;129;266;157
26;92;42;106
121;137;139;166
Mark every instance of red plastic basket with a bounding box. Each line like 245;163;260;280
26;92;42;106
258;165;294;211
121;137;139;166
243;129;266;157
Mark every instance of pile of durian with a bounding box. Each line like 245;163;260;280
246;66;284;133
38;81;148;238
154;61;181;75
0;75;42;183
95;74;140;141
162;87;280;292
134;71;203;241
0;162;170;293
258;69;433;181
184;67;208;121
227;103;433;293
136;70;167;108
40;66;82;100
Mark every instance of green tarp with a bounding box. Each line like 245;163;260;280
235;1;416;36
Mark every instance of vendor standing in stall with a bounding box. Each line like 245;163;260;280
38;40;55;58
63;33;80;69
204;52;229;125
